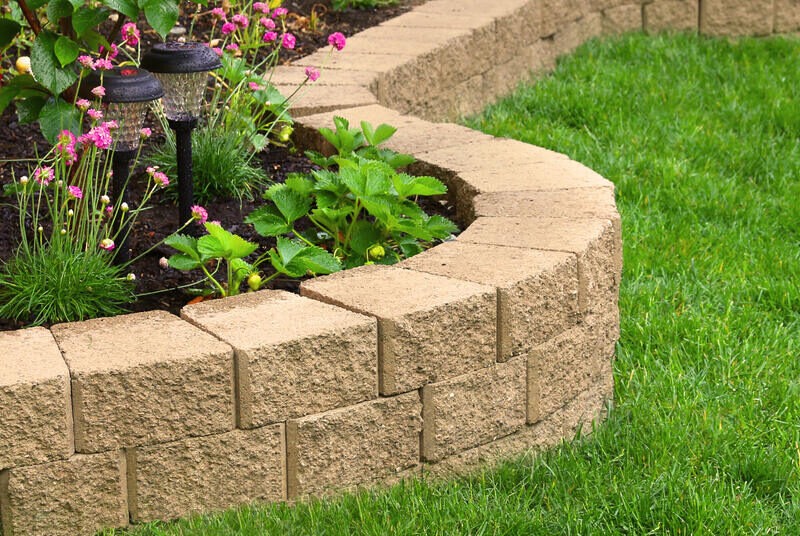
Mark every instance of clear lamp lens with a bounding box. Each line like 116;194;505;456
105;101;148;151
154;72;208;121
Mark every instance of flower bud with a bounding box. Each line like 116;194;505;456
101;195;110;204
19;176;28;185
68;209;74;217
368;244;385;259
37;226;43;233
121;202;129;212
159;257;169;269
127;273;136;281
60;228;67;235
247;273;262;291
278;125;293;142
15;56;31;74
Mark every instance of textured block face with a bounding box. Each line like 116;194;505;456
130;425;285;522
471;187;618;223
0;328;73;469
273;84;377;117
301;265;497;395
1;452;128;536
775;0;800;32
552;12;604;57
459;217;620;316
51;311;235;453
700;0;774;36
541;0;590;36
528;321;611;422
286;392;422;498
421;357;526;461
182;291;378;428
602;4;644;34
644;0;699;32
401;241;579;360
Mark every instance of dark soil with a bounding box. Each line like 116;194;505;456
0;0;448;331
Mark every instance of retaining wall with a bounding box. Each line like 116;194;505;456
1;0;787;533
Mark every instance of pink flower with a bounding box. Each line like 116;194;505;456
91;85;106;97
106;206;113;216
191;205;208;224
209;220;221;226
87;108;103;120
102;120;119;130
282;33;296;50
262;31;278;43
212;47;223;56
304;66;320;82
328;32;346;51
253;2;269;13
121;23;140;46
259;17;275;29
78;55;94;68
231;14;249;28
78;124;113;150
221;22;236;35
272;7;287;18
68;185;83;199
226;43;239;51
33;167;54;185
211;7;226;19
76;99;91;110
93;58;113;70
100;238;115;251
249;81;264;91
140;127;152;139
57;130;76;147
100;44;119;59
152;171;169;187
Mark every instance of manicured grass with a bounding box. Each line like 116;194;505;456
110;33;800;535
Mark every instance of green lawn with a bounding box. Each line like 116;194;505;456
112;33;800;535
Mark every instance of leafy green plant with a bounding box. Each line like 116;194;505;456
165;222;340;298
331;0;397;11
246;120;458;268
0;243;134;325
0;0;189;143
145;124;266;203
306;116;415;170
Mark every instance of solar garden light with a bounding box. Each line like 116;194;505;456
141;42;221;228
85;66;163;264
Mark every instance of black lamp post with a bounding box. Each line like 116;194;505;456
141;42;221;228
85;66;163;264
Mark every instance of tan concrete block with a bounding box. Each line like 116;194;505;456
495;1;544;58
414;72;486;122
775;0;800;32
413;0;529;16
278;83;378;117
0;451;127;536
700;0;774;36
295;51;415;73
458;217;620;316
355;25;468;43
603;4;644;34
471;187;618;224
401;241;579;360
286;392;421;498
0;328;73;469
528;322;608;422
51;311;234;453
301;265;496;395
644;0;699;32
269;65;377;87
421;357;526;461
337;35;443;56
380;11;495;30
552;12;604;57
129;425;285;522
423;374;612;478
541;0;591;36
181;291;377;428
482;39;557;101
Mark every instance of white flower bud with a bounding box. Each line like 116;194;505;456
68;209;74;217
19;176;28;185
121;202;129;212
159;257;169;269
101;195;110;204
127;273;136;281
37;226;44;232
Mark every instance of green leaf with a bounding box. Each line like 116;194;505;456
47;0;75;21
0;86;21;116
245;205;291;237
16;96;47;125
297;246;341;275
318;126;340;151
38;98;81;144
360;120;375;146
285;174;315;195
203;223;258;259
27;0;49;8
425;215;459;239
267;184;312;224
197;234;227;259
72;7;110;37
392;174;448;198
394;219;433;241
103;0;139;19
142;0;179;38
168;254;202;271
30;31;78;95
54;36;79;67
372;123;397;145
275;237;305;266
349;221;382;256
397;237;423;258
165;234;200;260
81;29;110;53
0;18;22;49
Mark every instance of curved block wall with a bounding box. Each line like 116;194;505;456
1;0;789;534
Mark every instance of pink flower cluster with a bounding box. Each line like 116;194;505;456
253;2;269;13
191;205;208;224
78;122;115;150
146;166;170;187
259;17;275;29
68;185;83;200
77;55;112;71
328;32;346;51
305;66;320;82
232;14;249;29
56;130;77;165
33;166;54;185
122;23;140;46
282;33;296;50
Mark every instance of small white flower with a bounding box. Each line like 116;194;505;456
68;209;74;217
127;273;136;281
37;226;43;232
121;202;129;212
19;176;28;185
60;228;67;235
101;195;110;204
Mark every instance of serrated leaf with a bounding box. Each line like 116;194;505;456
54;36;79;67
361;121;375;146
245;205;291;237
348;220;382;256
285;173;314;195
296;246;341;275
204;223;258;259
72;7;110;37
197;234;227;259
47;0;75;21
397;237;423;258
275;236;305;265
81;29;110;53
16;96;47;125
0;18;22;49
0;86;21;116
392;173;447;198
38;98;81;144
425;215;459;239
142;0;179;38
385;152;415;169
165;233;200;260
31;31;79;95
267;184;311;224
269;249;305;278
372;123;397;145
395;219;434;241
103;0;139;19
168;254;202;271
